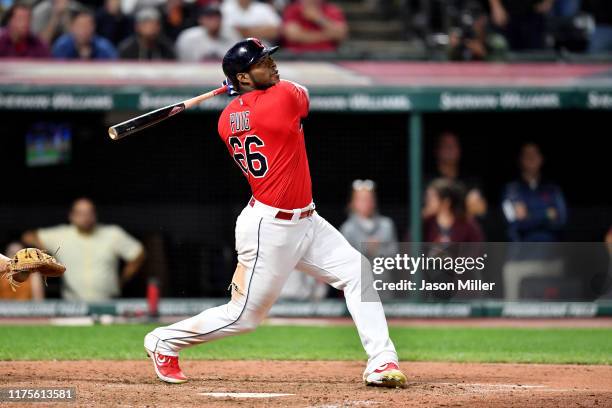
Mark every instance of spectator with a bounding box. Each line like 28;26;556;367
31;0;83;45
501;143;567;299
95;0;133;46
176;4;238;61
0;2;50;58
158;0;197;41
423;178;484;243
448;1;507;61
0;242;44;301
340;179;398;259
282;0;347;53
502;143;567;242
118;7;174;60
222;0;281;44
22;198;145;301
52;9;117;59
583;0;612;53
488;0;554;50
425;131;487;221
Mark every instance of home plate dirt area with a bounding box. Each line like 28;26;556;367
2;361;612;407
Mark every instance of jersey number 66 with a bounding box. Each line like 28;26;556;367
229;135;269;178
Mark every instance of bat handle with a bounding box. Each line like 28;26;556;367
184;85;228;109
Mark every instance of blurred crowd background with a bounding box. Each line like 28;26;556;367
0;0;610;305
1;0;612;61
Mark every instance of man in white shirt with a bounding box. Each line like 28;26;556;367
176;5;239;61
22;198;145;301
221;0;281;44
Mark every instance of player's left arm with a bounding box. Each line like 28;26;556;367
280;79;310;117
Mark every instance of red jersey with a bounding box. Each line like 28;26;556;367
218;80;312;210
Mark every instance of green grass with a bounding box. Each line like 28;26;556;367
0;324;611;364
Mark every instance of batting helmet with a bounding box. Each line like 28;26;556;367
222;38;279;88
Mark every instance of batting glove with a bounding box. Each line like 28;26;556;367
223;79;239;97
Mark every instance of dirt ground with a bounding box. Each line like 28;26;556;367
2;360;612;407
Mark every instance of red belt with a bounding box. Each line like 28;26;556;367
249;197;314;220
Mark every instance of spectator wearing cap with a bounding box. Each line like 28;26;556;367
282;0;348;53
31;0;83;45
52;8;117;59
0;2;50;58
221;0;281;44
176;5;238;61
340;179;398;260
95;0;133;46
118;7;174;60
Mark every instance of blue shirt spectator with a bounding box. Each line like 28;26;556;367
502;143;567;242
52;9;117;59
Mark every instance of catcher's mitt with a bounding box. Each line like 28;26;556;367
2;248;65;291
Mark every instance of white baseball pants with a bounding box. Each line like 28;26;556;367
145;199;399;373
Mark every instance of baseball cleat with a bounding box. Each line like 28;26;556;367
364;362;407;388
145;348;188;384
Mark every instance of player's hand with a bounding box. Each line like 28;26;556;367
222;79;239;97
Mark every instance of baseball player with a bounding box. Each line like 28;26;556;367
144;38;407;388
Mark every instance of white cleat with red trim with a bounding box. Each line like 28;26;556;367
363;362;407;388
145;349;188;384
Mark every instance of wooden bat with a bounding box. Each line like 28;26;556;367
108;85;228;140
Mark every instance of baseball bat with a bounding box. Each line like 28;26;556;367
108;85;228;140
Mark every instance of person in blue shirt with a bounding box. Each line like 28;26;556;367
502;142;567;242
501;142;567;299
52;9;117;60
